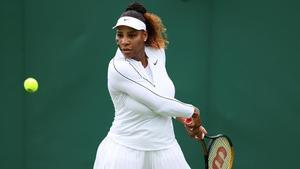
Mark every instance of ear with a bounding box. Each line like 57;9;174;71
115;34;119;45
142;31;148;42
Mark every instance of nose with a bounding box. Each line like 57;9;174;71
119;37;130;46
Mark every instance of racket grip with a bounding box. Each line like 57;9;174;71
200;140;208;156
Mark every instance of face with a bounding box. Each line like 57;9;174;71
116;26;148;58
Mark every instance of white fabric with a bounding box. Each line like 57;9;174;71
144;63;153;82
112;16;146;30
93;46;194;168
93;135;191;169
107;47;194;150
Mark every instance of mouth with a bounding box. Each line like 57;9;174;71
121;48;132;56
121;48;132;52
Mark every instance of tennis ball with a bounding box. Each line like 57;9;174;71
24;77;39;93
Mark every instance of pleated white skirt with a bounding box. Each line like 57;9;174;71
93;136;191;169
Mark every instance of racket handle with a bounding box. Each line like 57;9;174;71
200;140;209;169
200;140;208;156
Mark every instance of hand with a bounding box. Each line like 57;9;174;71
184;122;207;141
184;121;207;141
183;108;207;141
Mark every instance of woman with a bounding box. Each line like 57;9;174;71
93;2;207;169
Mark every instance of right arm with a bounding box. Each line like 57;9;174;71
108;58;194;118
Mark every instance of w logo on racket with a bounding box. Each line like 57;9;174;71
212;146;227;169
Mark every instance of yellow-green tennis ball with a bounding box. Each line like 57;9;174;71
24;77;39;93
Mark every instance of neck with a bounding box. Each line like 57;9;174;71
132;51;148;68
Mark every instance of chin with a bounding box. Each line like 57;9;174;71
122;52;132;58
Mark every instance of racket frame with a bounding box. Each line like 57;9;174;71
200;134;234;169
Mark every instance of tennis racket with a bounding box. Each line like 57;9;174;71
200;134;234;169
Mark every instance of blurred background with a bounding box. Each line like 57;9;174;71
1;0;299;168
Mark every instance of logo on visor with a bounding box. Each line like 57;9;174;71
123;18;129;21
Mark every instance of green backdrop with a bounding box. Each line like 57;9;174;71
1;0;299;168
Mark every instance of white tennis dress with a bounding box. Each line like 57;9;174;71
93;47;194;169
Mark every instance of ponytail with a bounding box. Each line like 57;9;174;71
144;12;168;49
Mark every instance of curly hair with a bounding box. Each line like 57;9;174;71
121;2;168;49
144;12;168;49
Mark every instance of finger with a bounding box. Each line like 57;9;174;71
192;131;202;140
201;132;205;139
192;117;202;128
199;126;208;135
184;126;195;136
192;128;201;135
184;124;194;130
192;129;205;140
194;135;202;141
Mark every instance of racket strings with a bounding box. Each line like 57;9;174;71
208;137;233;169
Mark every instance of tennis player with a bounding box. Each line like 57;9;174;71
93;2;207;169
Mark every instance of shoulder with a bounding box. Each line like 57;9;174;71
145;47;166;65
109;48;128;75
109;57;127;73
145;47;165;57
108;56;139;81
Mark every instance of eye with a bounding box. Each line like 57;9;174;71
128;33;137;38
116;33;123;38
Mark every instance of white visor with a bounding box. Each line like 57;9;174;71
112;16;146;30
